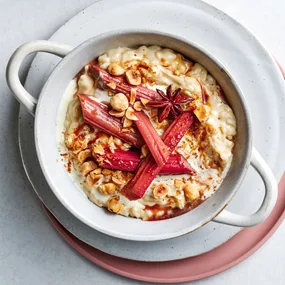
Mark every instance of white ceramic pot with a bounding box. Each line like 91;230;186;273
7;30;278;241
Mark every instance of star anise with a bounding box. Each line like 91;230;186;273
147;85;194;122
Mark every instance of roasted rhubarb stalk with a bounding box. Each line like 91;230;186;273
121;112;194;200
79;94;144;148
89;64;161;101
134;110;170;167
95;149;195;175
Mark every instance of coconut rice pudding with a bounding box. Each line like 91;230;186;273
57;46;236;221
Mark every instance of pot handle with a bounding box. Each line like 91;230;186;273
6;40;73;115
213;147;278;227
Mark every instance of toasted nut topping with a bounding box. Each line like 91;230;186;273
93;144;104;155
114;138;123;146
141;145;149;158
126;69;141;85
153;184;169;199
107;63;125;76
104;175;112;182
108;136;113;144
183;183;200;201
65;134;75;149
174;179;185;189
109;109;125;117
99;183;117;195
133;101;144;111
77;149;91;164
90;169;102;177
86;174;94;187
107;195;123;213
112;176;122;185
101;101;111;107
107;82;116;90
125;107;138;121
130;88;137;105
102;169;112;175
110;93;129;111
82;161;97;177
140;98;149;106
108;90;114;97
193;104;210;123
122;117;133;128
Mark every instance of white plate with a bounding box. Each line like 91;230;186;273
19;0;285;261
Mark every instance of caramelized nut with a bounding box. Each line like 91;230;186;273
65;134;76;149
174;179;185;189
90;168;102;176
107;63;125;76
125;107;138;121
110;93;129;111
130;88;137;105
98;183;117;195
102;169;112;175
92;144;104;155
112;176;122;185
109;109;125;117
126;69;141;85
133;101;144;111
77;149;91;163
153;184;169;199
107;195;123;213
81;161;97;177
140;98;149;106
122;117;133;128
183;183;200;201
107;82;116;90
86;174;94;187
141;145;149;158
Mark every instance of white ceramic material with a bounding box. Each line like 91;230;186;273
16;0;285;259
7;29;278;241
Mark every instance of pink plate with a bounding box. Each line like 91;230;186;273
43;64;285;284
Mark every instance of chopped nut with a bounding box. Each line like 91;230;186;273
101;101;111;107
107;63;125;76
150;108;158;117
130;88;137;104
86;174;94;187
102;169;112;175
108;90;114;97
140;98;149;106
114;138;123;146
174;179;185;189
126;69;141;85
107;82;116;90
133;101;144;111
125;107;138;121
99;183;117;195
193;104;210;122
65;134;75;149
108;136;113;145
109;109;125;117
110;93;129;111
153;184;169;199
112;176;122;185
90;168;101;175
122;117;133;128
104;175;112;182
81;161;97;177
141;144;149;157
77;149;91;163
183;183;200;201
107;195;123;213
92;144;104;155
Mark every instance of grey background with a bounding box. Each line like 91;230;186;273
0;0;284;284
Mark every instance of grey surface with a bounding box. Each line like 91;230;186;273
1;0;285;284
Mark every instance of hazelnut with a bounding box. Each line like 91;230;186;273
81;161;97;177
102;169;112;175
99;183;117;195
107;82;116;90
110;93;129;111
153;184;169;199
122;117;133;128
133;101;144;111
107;195;123;213
112;176;122;185
77;149;91;164
109;109;125;117
90;168;102;176
126;69;141;85
174;179;185;189
140;98;149;106
65;134;75;149
183;183;200;201
92;144;104;155
130;88;137;105
141;145;149;158
125;107;138;121
107;63;125;76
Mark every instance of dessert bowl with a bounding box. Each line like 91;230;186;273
7;30;278;241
